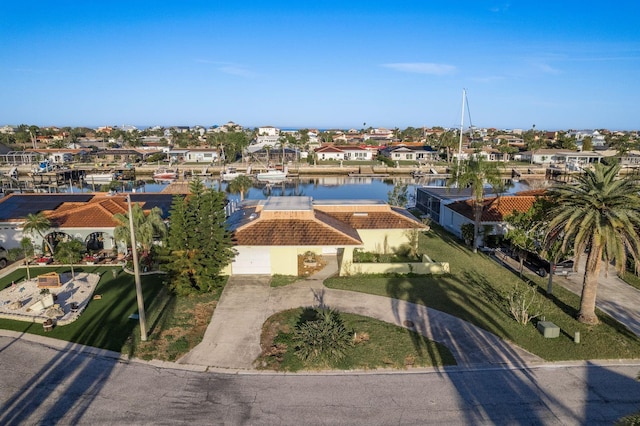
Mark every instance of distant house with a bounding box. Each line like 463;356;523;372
30;149;88;164
379;145;439;162
183;148;219;163
95;148;154;164
518;149;605;167
314;145;374;161
315;145;345;161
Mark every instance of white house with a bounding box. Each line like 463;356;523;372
183;148;219;163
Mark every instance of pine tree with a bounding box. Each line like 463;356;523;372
164;182;234;295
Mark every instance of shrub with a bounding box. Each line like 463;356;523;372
293;307;353;361
508;283;542;325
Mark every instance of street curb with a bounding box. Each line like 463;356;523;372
3;329;640;377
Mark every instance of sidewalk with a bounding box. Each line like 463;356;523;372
563;258;640;336
179;255;542;369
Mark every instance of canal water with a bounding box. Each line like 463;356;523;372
69;175;529;206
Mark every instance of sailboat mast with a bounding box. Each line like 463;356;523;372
457;88;466;168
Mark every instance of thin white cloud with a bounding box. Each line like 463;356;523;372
218;65;257;78
195;59;257;78
490;3;511;13
381;62;457;76
533;62;561;74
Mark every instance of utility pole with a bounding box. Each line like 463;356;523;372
127;194;147;341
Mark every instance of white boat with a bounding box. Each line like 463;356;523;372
256;167;287;183
153;168;178;180
220;166;244;182
84;171;120;185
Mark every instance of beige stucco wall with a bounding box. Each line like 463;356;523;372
358;229;413;253
270;246;299;276
341;260;449;276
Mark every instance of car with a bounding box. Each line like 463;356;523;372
0;246;7;269
517;250;574;277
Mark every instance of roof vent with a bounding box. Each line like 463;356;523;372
353;212;368;217
249;213;257;220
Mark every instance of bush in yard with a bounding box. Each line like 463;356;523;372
293;307;353;361
508;283;542;325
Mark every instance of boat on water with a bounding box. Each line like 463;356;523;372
220;166;245;182
256;167;287;183
84;170;121;185
153;168;178;180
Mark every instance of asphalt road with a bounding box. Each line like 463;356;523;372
1;336;640;425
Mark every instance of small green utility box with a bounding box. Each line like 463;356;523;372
537;321;560;338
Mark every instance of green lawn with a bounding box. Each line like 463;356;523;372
0;266;166;353
325;225;640;361
256;308;455;371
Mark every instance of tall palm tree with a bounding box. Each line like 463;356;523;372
228;175;253;201
544;163;640;324
447;156;504;253
22;212;54;256
113;204;167;258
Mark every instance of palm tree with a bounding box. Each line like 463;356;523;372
228;175;253;201
113;204;167;259
544;163;640;324
447;156;504;253
55;239;83;280
20;237;34;280
22;212;54;256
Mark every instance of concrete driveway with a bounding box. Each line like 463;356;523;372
179;256;542;369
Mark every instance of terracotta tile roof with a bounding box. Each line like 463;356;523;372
42;195;161;228
322;209;426;229
447;195;538;222
232;210;362;246
45;197;127;228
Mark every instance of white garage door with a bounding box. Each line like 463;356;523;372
232;247;272;275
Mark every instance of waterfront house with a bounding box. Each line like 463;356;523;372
379;145;439;163
0;193;177;255
442;193;541;247
314;145;374;161
518;149;605;168
183;148;219;164
315;145;345;161
227;196;427;276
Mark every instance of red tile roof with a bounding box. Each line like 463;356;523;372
233;210;362;246
44;195;148;228
447;195;538;222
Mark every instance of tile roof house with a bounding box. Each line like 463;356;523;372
0;193;177;255
443;194;540;247
314;145;374;161
226;196;426;276
379;145;439;163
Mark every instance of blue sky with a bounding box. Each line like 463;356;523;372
1;1;639;130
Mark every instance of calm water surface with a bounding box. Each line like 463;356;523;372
70;175;528;205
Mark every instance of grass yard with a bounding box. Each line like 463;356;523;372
256;308;456;371
0;266;220;359
325;225;640;361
